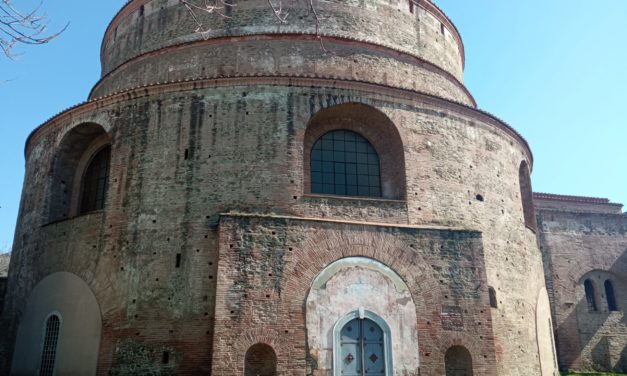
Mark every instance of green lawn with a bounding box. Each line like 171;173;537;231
562;372;627;376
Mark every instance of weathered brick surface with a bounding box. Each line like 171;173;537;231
212;214;499;375
1;1;553;374
536;196;627;373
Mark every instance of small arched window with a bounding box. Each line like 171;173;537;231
519;161;536;231
445;345;473;376
39;314;61;376
605;279;618;311
310;130;381;197
244;343;277;376
584;279;598;312
80;145;111;214
488;287;498;309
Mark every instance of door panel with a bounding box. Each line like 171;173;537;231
340;318;386;375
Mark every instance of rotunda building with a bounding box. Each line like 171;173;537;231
1;0;558;375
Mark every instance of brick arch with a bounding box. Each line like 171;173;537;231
302;102;407;200
233;329;289;375
283;228;444;339
46;122;112;223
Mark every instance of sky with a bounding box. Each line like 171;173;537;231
0;1;625;253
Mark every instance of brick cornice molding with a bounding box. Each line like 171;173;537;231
91;33;475;106
26;75;532;168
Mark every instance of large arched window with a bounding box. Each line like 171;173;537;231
445;345;473;376
244;343;277;376
303;103;406;200
39;314;61;376
584;279;598;312
519;160;536;231
311;130;381;197
605;279;618;312
47;123;111;223
79;145;111;214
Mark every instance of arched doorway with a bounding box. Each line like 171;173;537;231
338;317;386;375
445;345;473;376
244;343;277;376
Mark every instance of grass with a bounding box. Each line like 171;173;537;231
561;372;627;376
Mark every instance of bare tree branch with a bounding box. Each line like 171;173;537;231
0;0;67;59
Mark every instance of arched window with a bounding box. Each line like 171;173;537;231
445;345;473;376
488;286;498;308
519;161;536;231
310;130;381;197
584;279;598;312
244;343;277;376
39;314;61;376
605;279;618;311
47;123;110;223
79;145;111;214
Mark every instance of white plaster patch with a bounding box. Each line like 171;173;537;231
306;257;419;375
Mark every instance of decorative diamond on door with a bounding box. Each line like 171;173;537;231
340;318;385;375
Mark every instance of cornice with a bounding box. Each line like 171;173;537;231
90;33;475;107
26;75;532;168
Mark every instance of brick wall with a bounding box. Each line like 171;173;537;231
537;199;627;372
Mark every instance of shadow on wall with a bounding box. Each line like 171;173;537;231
554;249;627;373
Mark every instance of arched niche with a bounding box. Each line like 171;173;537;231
303;103;406;200
305;257;419;374
445;345;473;376
244;343;277;376
519;160;536;232
47;122;111;223
536;287;558;376
11;272;102;375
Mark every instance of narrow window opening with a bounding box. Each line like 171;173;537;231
39;314;61;376
162;351;170;364
605;279;618;311
519;161;536;231
184;149;189;160
139;5;145;16
409;0;414;14
489;287;498;308
80;145;111;214
175;253;182;268
440;23;445;35
584;279;598;312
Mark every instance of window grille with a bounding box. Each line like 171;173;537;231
39;314;61;376
311;130;381;197
80;145;111;214
584;279;597;312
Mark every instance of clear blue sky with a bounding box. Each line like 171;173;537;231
1;1;625;252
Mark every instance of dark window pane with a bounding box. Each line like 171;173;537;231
309;130;381;197
80;145;111;214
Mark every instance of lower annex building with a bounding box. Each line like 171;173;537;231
0;0;625;375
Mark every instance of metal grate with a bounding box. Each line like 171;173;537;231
310;130;381;197
39;314;61;376
80;145;111;214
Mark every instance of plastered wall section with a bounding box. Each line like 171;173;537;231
5;84;542;374
538;208;627;372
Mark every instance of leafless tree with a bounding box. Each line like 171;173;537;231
0;0;67;59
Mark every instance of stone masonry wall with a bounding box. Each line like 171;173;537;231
537;205;627;372
4;79;544;375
